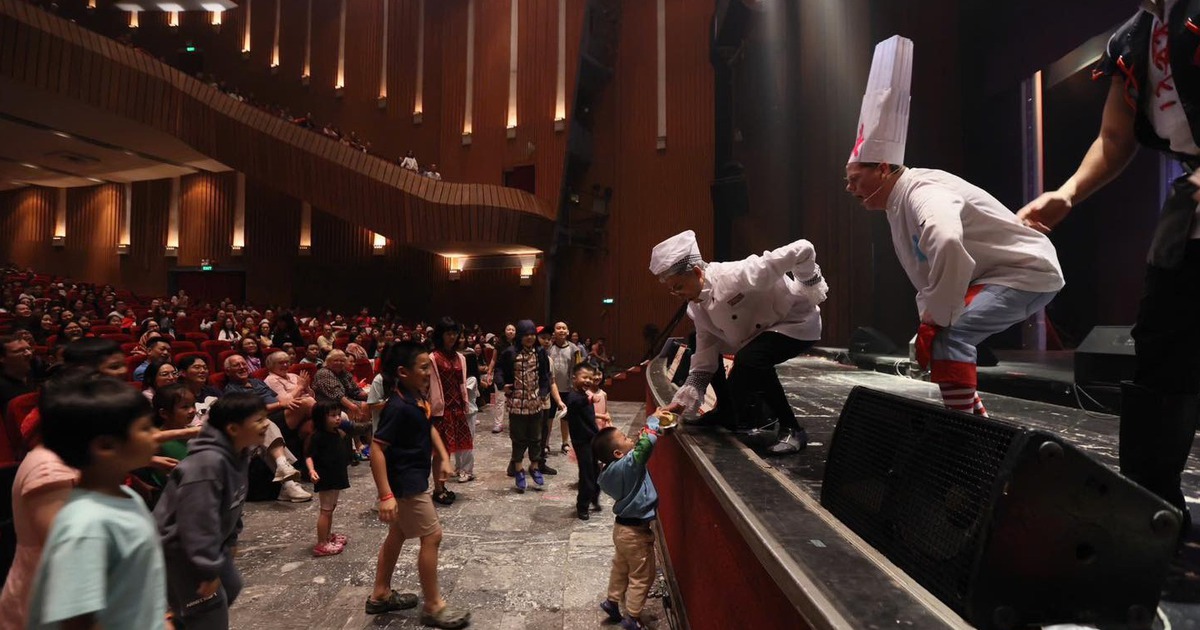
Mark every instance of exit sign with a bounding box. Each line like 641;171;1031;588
602;298;614;305
201;264;213;271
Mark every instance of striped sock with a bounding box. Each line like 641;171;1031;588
972;394;989;417
938;384;978;413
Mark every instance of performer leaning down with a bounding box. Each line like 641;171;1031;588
652;229;828;455
842;35;1065;416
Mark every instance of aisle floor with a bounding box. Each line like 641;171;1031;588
229;401;667;630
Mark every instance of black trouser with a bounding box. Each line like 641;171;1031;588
711;332;814;432
1120;238;1200;516
574;436;600;512
509;413;542;467
538;406;554;462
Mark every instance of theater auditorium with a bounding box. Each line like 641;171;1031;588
0;1;1197;629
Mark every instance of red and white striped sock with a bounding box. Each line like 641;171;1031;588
938;383;987;416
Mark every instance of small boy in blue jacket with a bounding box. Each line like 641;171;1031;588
591;409;675;630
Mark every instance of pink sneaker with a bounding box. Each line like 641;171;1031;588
312;541;344;557
330;533;348;546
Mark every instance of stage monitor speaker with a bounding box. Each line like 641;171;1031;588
849;326;899;357
1075;325;1136;386
821;386;1178;630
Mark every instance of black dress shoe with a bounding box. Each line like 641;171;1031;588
577;509;590;520
590;502;602;512
690;409;728;429
540;463;558;475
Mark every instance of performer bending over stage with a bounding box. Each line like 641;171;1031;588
1017;0;1200;531
651;229;828;455
844;36;1064;417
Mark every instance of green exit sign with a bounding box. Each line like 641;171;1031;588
201;264;213;271
602;298;615;305
185;45;197;52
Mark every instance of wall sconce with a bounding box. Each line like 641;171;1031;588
167;11;180;28
165;245;179;257
519;265;534;287
554;117;566;132
117;244;130;255
377;96;388;109
128;10;139;28
301;74;311;87
52;236;65;248
461;131;472;146
506;125;517;140
448;256;464;281
413;110;423;125
372;232;386;255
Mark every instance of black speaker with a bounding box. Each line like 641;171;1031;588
821;387;1179;630
1075;325;1136;386
849;326;899;357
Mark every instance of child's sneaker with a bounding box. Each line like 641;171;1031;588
530;468;545;488
312;541;344;557
330;533;348;546
600;599;622;623
515;470;526;493
620;616;647;630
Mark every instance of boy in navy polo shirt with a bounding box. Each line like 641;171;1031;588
367;342;470;629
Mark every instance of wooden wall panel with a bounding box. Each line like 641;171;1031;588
0;0;554;257
66;184;121;287
553;0;717;364
179;172;236;266
122;178;171;296
0;188;55;273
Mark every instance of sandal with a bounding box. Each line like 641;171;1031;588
419;603;471;629
432;490;455;505
365;589;419;615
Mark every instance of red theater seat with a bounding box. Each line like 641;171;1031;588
172;341;197;353
184;332;211;344
173;351;211;367
288;363;318;381
4;392;39;462
209;372;229;391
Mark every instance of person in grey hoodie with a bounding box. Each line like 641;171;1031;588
154;392;271;630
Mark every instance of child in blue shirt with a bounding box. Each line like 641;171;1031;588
592;409;675;630
29;375;168;630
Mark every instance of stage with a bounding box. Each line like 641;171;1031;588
645;354;1200;629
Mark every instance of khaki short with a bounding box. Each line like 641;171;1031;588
392;492;441;540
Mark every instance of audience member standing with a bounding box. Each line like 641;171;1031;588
428;318;472;505
495;320;562;493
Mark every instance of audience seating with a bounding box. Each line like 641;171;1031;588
172;341;197;353
209;372;229;391
288;363;318;380
201;340;232;366
184;332;210;344
251;368;269;380
90;325;121;335
120;343;140;356
103;333;134;343
173;351;211;367
3;392;39;462
124;354;145;376
352;360;374;382
217;349;239;367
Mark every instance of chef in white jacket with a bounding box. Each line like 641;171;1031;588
651;230;828;455
843;36;1065;416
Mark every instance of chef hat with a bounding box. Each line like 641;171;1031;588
649;230;704;280
847;35;913;166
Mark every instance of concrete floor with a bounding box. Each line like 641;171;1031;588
228;401;667;630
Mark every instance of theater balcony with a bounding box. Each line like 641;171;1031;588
0;0;555;257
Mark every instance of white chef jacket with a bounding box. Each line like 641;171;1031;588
683;239;824;385
884;168;1065;327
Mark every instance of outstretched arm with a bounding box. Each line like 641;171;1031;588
1017;78;1138;232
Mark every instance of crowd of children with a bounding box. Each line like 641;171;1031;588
0;314;672;630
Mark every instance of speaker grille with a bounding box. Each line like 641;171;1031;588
821;387;1021;608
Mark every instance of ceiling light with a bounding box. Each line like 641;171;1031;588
20;163;40;170
86;177;103;183
158;3;186;11
52;131;71;139
115;3;141;11
201;2;226;11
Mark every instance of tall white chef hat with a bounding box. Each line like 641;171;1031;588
847;35;913;166
649;230;704;280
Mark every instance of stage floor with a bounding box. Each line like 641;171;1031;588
753;356;1200;628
